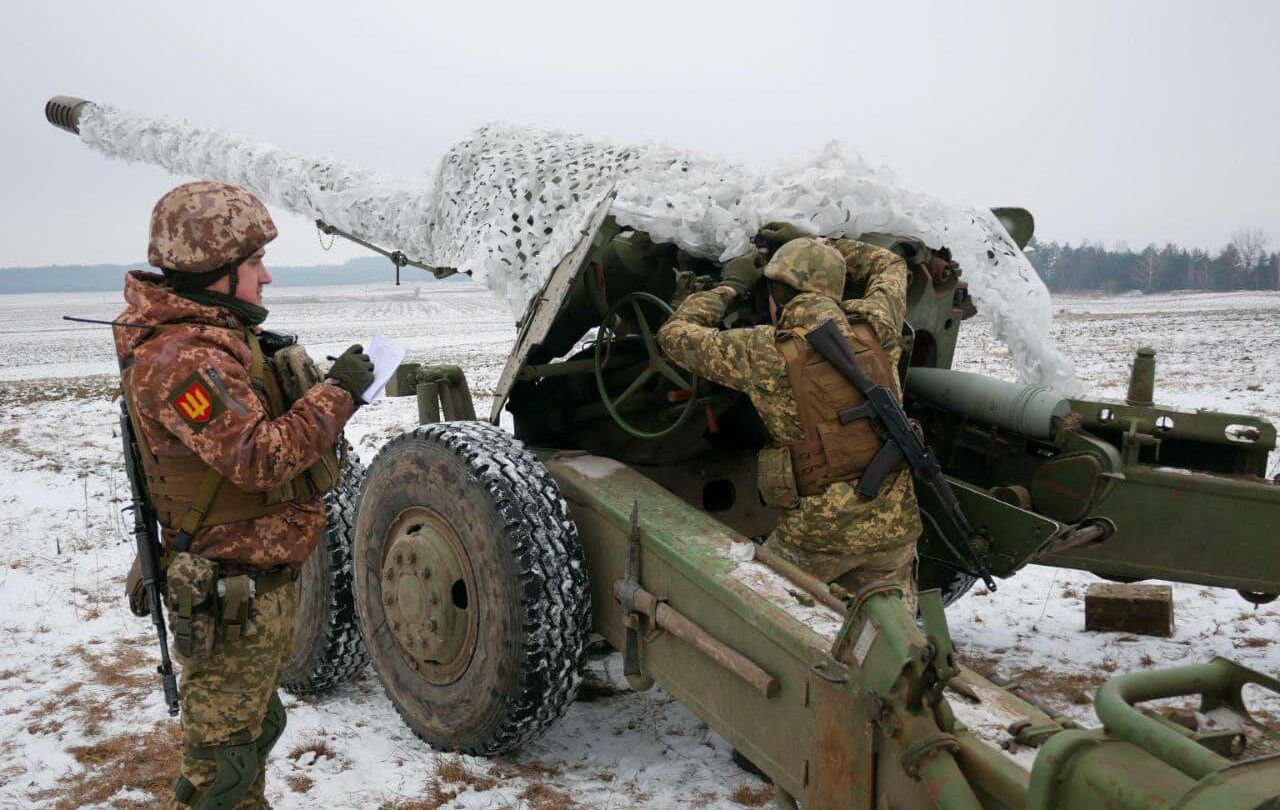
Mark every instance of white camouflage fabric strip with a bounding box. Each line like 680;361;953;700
79;103;1076;392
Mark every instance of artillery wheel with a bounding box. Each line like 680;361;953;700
354;422;590;754
282;455;371;693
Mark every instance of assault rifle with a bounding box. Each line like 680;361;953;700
119;400;181;715
804;318;998;592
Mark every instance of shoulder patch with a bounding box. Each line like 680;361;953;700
169;372;225;432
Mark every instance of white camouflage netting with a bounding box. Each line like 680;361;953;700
79;103;1076;391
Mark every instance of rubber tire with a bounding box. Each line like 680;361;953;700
281;456;371;694
354;422;590;755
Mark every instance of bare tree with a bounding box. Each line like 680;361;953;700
1136;244;1159;292
1230;228;1270;287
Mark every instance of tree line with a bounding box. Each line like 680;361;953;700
1024;228;1279;293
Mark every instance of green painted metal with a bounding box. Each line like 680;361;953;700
378;506;476;685
910;383;1280;595
905;368;1068;440
953;732;1030;809
1028;732;1196;810
544;451;1280;808
1093;657;1280;780
545;454;853;805
990;208;1036;250
593;291;700;439
1124;348;1157;407
1040;462;1280;593
941;478;1061;578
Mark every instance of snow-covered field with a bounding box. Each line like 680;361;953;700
0;283;1276;808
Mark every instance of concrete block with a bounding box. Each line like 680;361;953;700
1084;583;1174;637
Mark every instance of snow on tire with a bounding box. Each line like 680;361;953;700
354;422;590;755
282;456;371;694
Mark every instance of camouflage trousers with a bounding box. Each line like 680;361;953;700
765;535;919;616
169;579;299;810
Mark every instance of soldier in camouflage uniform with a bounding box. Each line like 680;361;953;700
657;227;922;612
115;182;374;809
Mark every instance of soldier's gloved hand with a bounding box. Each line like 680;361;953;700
757;221;812;249
719;253;763;297
326;344;375;407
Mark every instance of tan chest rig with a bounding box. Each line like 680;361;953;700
757;319;902;507
121;327;343;541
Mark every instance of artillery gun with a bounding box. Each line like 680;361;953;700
46;96;1280;809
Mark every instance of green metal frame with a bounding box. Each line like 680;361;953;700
543;452;1280;809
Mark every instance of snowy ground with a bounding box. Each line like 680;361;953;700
0;283;1276;808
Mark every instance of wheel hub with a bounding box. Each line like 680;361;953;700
380;508;476;684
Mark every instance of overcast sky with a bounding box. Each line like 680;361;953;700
3;0;1277;268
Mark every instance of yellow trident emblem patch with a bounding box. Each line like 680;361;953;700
177;384;212;421
169;372;225;432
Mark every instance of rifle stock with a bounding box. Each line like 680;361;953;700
804;318;998;591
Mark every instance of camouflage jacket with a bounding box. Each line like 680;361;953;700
115;271;354;570
657;240;922;558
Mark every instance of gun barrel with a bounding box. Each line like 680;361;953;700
40;94;433;263
45;95;94;135
906;367;1068;440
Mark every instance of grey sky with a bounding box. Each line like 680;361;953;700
3;0;1277;268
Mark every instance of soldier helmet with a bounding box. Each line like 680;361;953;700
148;181;277;279
762;238;846;300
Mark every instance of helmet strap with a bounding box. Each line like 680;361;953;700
160;247;256;294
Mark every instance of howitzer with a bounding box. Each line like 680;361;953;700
47;93;1280;807
804;318;998;592
119;399;180;716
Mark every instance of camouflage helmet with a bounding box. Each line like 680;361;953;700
148;181;277;274
762;238;846;299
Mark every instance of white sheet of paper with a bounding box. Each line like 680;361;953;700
361;335;408;403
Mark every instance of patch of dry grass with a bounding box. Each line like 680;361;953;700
289;738;339;762
379;781;458;810
1237;636;1273;648
34;722;182;810
0;376;118;408
435;755;497;791
492;758;562;780
518;781;578;810
730;783;775;807
963;655;1108;711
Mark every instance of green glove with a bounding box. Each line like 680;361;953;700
758;221;813;249
719;253;763;297
326;344;375;406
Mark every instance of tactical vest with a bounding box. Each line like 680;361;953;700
120;326;342;539
771;319;901;497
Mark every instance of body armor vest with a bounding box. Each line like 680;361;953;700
121;326;342;538
773;319;901;497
